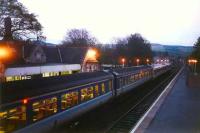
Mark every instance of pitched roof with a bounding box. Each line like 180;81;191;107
42;45;61;63
59;46;88;64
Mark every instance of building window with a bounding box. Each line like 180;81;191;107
61;91;78;110
32;97;57;121
81;87;94;102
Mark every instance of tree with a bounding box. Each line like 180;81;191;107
114;33;152;66
189;36;200;72
62;29;97;47
0;0;42;40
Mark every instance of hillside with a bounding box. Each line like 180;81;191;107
151;43;193;57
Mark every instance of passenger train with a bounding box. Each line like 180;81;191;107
0;63;171;133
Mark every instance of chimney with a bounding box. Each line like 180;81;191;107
4;17;13;40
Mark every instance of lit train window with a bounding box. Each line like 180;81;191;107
72;70;80;74
130;75;134;83
42;72;59;77
6;75;31;82
60;71;71;75
6;76;14;82
94;85;99;96
141;72;145;77
101;83;105;93
135;74;139;80
0;106;26;132
61;91;78;109
139;73;142;79
81;87;94;102
32;97;57;121
119;78;123;87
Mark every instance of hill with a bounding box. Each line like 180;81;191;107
151;43;193;57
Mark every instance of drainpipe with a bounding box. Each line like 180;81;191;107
57;46;63;63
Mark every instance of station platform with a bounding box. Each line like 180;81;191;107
131;67;200;133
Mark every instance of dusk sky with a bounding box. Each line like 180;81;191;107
20;0;200;46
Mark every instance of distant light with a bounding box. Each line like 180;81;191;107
22;98;28;104
146;59;149;62
136;59;140;62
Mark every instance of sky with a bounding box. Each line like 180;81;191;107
20;0;200;46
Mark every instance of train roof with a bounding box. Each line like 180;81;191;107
1;71;113;104
152;63;171;70
111;65;152;77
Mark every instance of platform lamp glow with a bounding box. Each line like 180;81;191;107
146;59;150;65
136;58;140;66
0;47;10;60
122;58;125;68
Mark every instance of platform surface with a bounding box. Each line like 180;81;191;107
145;69;200;133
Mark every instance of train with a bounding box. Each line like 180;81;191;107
0;63;171;133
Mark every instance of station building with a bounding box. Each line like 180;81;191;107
0;40;100;82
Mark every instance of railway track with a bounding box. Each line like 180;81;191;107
52;67;179;133
105;68;178;133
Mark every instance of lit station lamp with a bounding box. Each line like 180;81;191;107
121;58;125;67
85;48;97;61
188;59;198;75
146;58;150;65
0;47;10;60
136;58;140;66
0;46;10;81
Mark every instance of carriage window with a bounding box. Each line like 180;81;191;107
101;83;105;93
119;78;123;87
146;71;148;76
130;75;135;82
0;106;26;132
81;87;94;102
32;97;57;121
61;91;78;109
94;85;99;96
139;73;142;79
134;74;139;80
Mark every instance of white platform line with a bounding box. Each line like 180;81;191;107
130;67;184;133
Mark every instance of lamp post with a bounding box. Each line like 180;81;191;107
188;59;198;75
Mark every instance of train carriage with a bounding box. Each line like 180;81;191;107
0;71;114;133
112;66;153;95
0;63;172;133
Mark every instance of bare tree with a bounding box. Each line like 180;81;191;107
62;29;97;47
